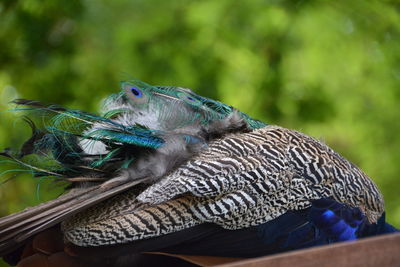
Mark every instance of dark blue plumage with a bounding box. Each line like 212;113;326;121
310;198;364;242
156;199;397;258
257;198;398;256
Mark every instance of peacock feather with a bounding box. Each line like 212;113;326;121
2;80;264;184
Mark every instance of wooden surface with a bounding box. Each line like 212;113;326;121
164;233;400;267
5;231;399;266
215;233;400;267
147;252;241;267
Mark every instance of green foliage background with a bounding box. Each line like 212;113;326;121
0;0;399;262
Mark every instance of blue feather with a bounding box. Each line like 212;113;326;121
87;129;164;148
309;198;365;241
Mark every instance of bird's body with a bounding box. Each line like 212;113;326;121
0;80;397;266
63;126;385;248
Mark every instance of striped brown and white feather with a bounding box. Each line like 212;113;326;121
62;125;384;247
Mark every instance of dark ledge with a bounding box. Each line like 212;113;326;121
160;233;400;267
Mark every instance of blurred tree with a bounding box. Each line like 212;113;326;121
0;1;399;265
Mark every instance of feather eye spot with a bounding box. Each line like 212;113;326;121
130;87;143;98
176;91;202;106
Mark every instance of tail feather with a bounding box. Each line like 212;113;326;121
0;178;147;257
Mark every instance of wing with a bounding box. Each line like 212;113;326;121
62;126;385;248
137;126;384;223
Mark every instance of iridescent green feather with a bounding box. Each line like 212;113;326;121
1;80;266;183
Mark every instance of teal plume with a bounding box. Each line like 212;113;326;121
3;80;264;183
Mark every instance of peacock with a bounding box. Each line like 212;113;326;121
0;80;397;266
